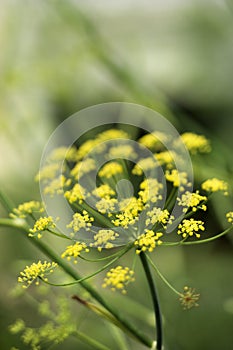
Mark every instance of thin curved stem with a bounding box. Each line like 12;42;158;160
140;252;163;350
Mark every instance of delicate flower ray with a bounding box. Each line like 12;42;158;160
201;178;228;195
181;132;211;154
18;261;57;288
90;229;119;251
177;219;205;238
29;216;56;239
102;266;135;294
135;230;163;254
179;286;200;309
10;201;44;219
61;242;89;263
178;191;207;212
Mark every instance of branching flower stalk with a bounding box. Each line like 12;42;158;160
2;128;233;350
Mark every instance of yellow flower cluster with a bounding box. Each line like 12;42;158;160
201;178;228;195
96;198;117;215
138;178;163;204
132;157;157;176
98;161;123;179
18;261;57;288
61;242;89;263
65;183;87;204
67;211;94;235
48;146;78;162
138;131;167;151
102;266;135;294
155;150;175;168
177;219;205;238
35;163;60;182
70;158;96;179
92;184;115;199
90;229;119;251
178;191;207;212
10;201;44;219
43;175;71;196
179;286;200;310
146;208;173;227
165;169;191;189
29;216;56;239
135;230;163;254
226;212;233;224
181;132;211;154
109;145;137;159
112;197;143;228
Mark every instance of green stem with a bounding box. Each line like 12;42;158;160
146;254;181;297
73;331;111;350
140;252;163;350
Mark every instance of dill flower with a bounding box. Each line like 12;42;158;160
178;191;207;212
132;157;157;176
65;183;88;204
29;216;56;239
201;178;228;195
177;219;205;238
92;184;116;199
98;161;123;178
165;169;191;189
70;158;96;179
10;201;44;219
138;178;163;204
102;266;135;294
96;198;118;215
18;261;57;288
109;145;137;159
146;208;173;227
43;175;71;196
226;212;233;224
67;211;94;235
135;230;163;254
90;229;119;251
61;242;89;263
181;132;211;154
179;286;200;310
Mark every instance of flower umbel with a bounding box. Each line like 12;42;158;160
177;219;205;238
61;242;89;263
179;286;200;310
29;216;56;239
102;266;135;294
18;261;57;288
135;230;163;254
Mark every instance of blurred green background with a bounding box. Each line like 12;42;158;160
0;0;233;349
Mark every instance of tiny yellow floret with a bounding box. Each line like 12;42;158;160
135;230;163;254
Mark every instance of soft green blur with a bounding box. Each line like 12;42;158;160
0;1;233;349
